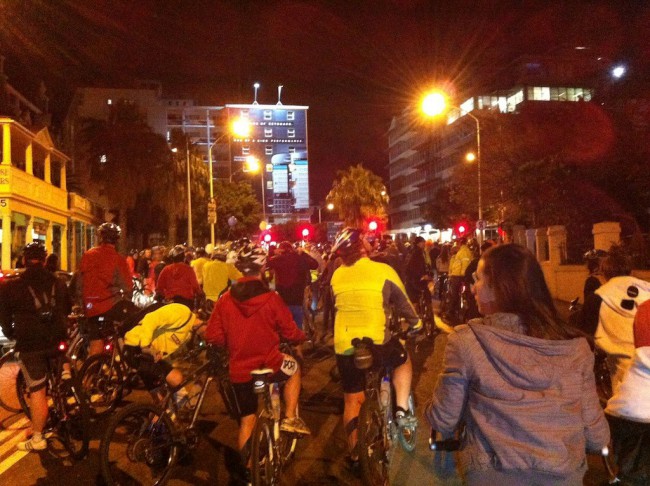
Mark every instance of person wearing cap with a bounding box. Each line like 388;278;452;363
0;243;70;452
76;222;135;357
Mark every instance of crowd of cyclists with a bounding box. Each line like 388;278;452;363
0;221;648;485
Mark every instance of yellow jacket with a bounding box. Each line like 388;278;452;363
449;244;472;277
124;303;196;357
203;260;243;301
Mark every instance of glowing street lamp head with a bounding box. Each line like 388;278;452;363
245;156;260;172
326;203;334;211
232;118;251;137
466;152;476;162
421;91;448;118
611;65;626;79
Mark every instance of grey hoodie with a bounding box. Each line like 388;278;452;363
426;313;609;478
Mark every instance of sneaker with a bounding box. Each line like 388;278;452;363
395;410;418;428
280;416;311;436
17;436;47;452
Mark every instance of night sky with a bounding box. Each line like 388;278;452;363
1;0;648;202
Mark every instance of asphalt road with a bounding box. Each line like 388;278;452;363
0;310;610;485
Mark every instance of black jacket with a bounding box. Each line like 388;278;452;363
0;266;69;352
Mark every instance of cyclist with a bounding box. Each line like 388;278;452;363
330;228;421;468
155;245;204;309
77;222;135;356
122;302;202;402
0;243;70;451
202;247;243;304
404;236;432;312
190;247;210;286
205;243;310;471
446;237;472;323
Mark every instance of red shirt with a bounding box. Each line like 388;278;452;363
156;262;201;300
79;244;132;317
205;277;305;383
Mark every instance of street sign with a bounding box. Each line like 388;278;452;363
476;219;486;230
207;199;217;224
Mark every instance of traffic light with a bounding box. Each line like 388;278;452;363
453;220;470;239
368;220;378;232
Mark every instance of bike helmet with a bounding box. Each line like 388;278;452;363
236;244;267;274
584;249;608;261
23;242;47;263
332;227;363;254
97;222;121;245
168;244;187;262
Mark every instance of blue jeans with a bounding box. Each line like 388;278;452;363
288;305;304;330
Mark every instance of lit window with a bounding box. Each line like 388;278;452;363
287;128;295;138
288;146;296;153
264;110;272;120
265;145;273;155
287;111;295;120
100;154;107;164
264;128;273;138
242;146;250;155
460;98;474;115
533;87;550;101
107;99;112;105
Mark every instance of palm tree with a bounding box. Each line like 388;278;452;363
326;164;388;227
76;100;170;250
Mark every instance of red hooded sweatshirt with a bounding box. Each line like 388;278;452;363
156;262;201;300
205;276;305;383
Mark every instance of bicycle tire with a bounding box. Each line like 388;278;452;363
16;368;31;418
100;402;178;486
57;376;91;460
0;351;22;413
397;393;417;452
251;415;279;486
358;398;390;486
278;404;300;463
79;353;124;416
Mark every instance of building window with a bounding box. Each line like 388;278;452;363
287;111;295;120
242;146;250;155
265;145;273;155
264;110;273;120
288;146;296;153
100;154;108;164
107;99;112;105
264;128;273;138
287;128;295;138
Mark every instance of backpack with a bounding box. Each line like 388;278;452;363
27;284;57;325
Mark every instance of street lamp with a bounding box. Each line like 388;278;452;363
171;139;192;246
421;91;482;242
244;156;266;222
315;203;335;223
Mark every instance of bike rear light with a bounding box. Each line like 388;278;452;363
58;342;67;351
105;343;112;351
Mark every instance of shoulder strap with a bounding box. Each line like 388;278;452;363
164;309;194;333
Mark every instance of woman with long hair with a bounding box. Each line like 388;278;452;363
426;244;609;485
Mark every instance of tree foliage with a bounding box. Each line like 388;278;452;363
213;180;262;240
326;164;388;227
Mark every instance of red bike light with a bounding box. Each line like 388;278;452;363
58;342;67;351
105;343;112;351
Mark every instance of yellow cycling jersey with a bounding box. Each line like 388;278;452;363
203;260;243;301
124;303;196;357
331;257;419;355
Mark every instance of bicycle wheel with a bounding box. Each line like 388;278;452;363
278;405;300;463
79;353;124;416
251;415;279;486
398;393;417;452
100;402;178;486
16;369;31;418
358;399;390;486
55;376;91;460
420;297;436;339
0;351;22;413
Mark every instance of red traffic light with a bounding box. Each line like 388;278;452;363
453;220;471;238
368;220;378;232
263;233;272;243
302;228;310;238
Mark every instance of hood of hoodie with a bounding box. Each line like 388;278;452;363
229;277;274;318
595;276;650;319
469;313;589;391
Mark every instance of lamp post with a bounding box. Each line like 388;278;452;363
172;139;192;246
245;156;265;221
421;91;482;242
316;203;334;223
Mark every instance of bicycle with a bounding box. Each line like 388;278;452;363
249;343;304;485
99;344;236;485
417;286;436;340
352;327;419;486
15;342;91;459
0;342;21;413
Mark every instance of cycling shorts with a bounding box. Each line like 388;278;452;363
122;344;173;390
16;349;59;392
85;301;137;340
336;337;408;394
231;354;296;417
